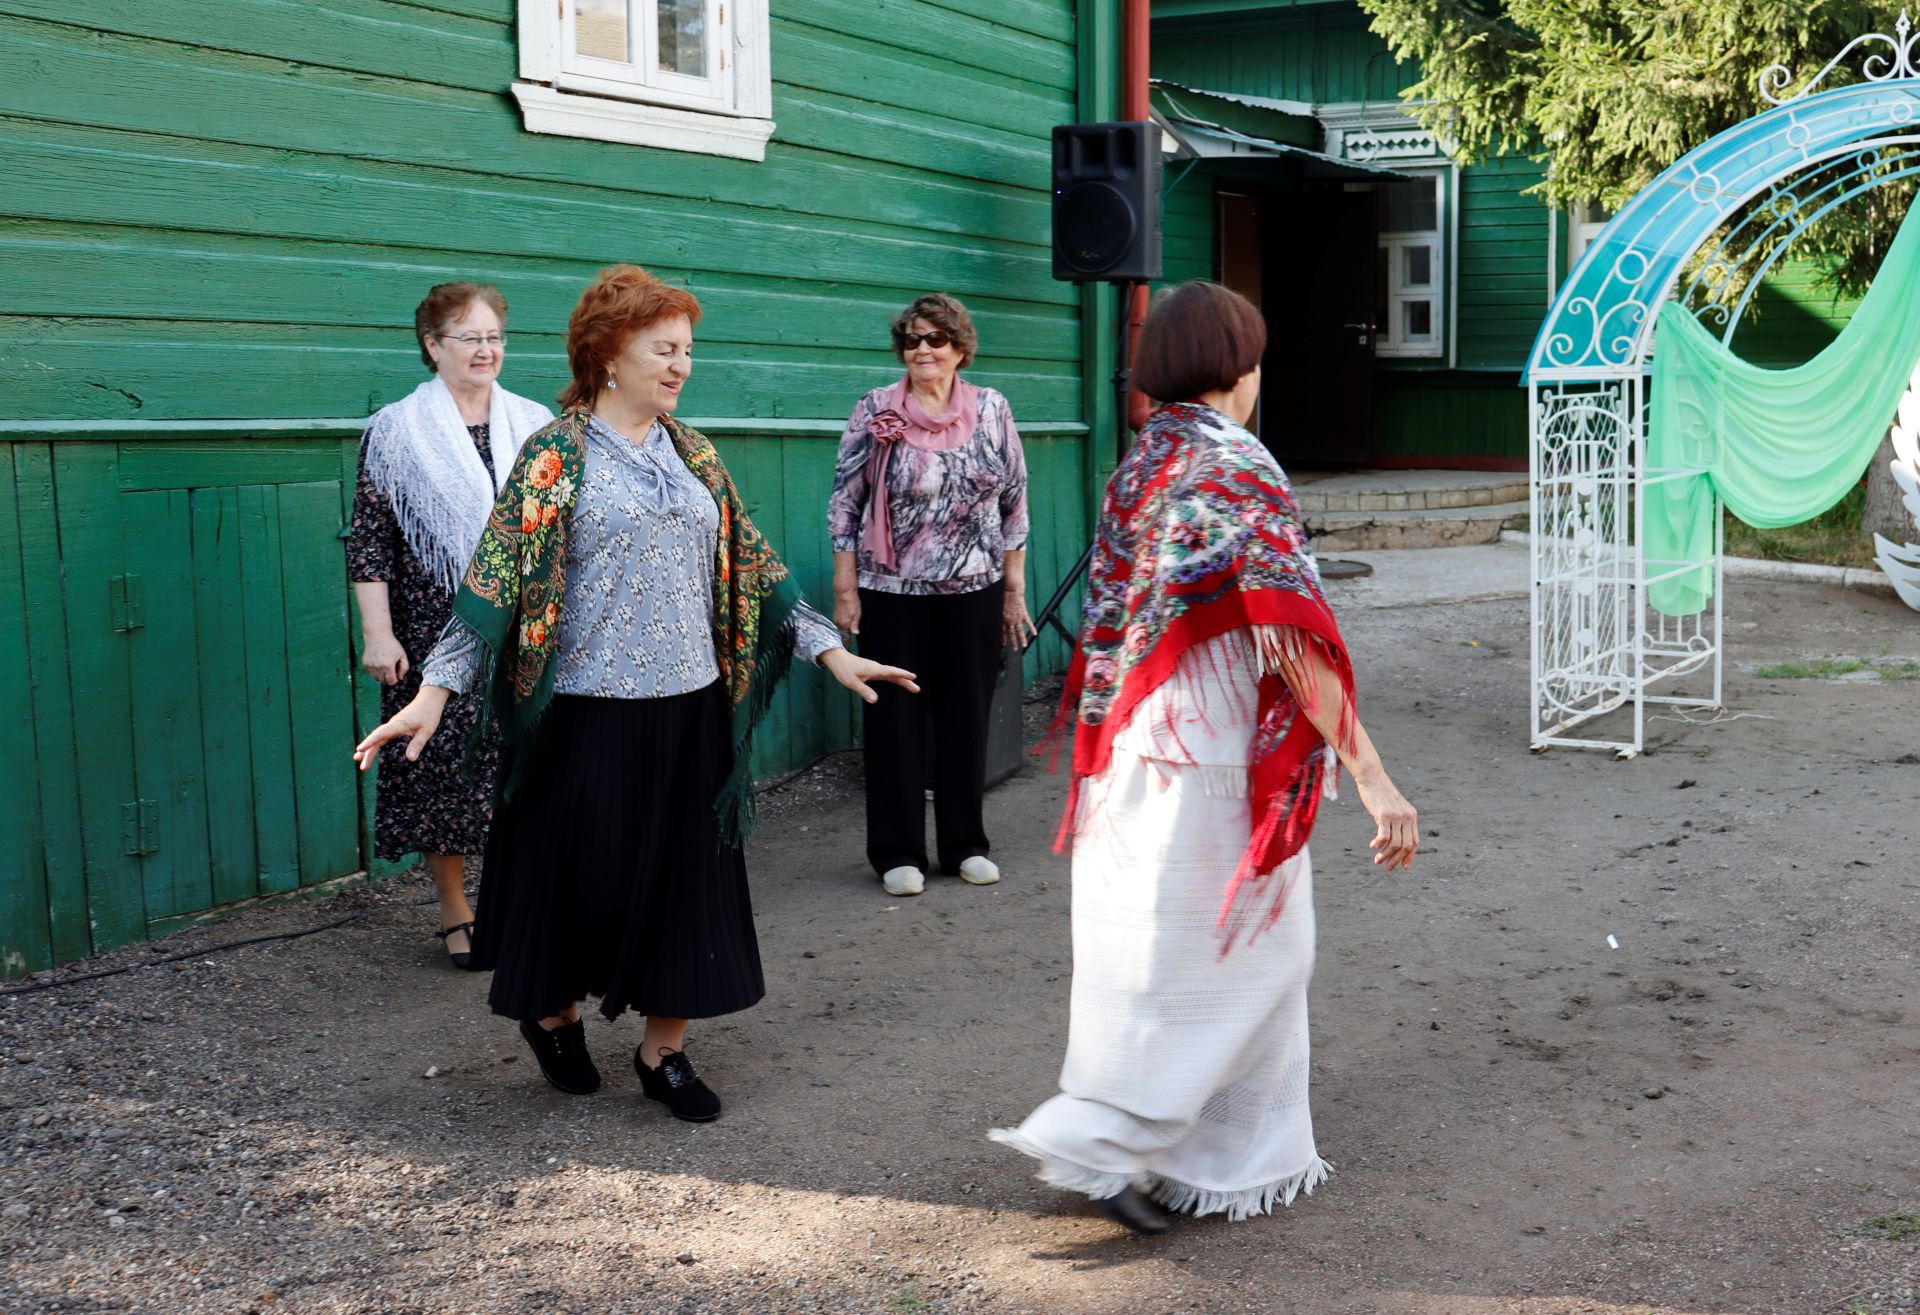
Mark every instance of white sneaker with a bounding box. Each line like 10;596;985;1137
957;856;1001;886
881;865;925;897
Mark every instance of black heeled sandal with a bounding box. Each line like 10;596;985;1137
435;920;477;971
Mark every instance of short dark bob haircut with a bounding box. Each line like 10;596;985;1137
890;293;978;368
1131;281;1267;404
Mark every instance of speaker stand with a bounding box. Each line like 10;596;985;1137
1032;282;1137;646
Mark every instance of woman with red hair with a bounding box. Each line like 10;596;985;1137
355;265;917;1120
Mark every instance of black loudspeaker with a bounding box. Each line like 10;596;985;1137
1052;121;1162;283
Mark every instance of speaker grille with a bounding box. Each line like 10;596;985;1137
1056;181;1137;276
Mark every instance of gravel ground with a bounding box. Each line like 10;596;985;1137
3;566;1917;1315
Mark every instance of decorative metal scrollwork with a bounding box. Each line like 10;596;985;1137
1762;11;1920;104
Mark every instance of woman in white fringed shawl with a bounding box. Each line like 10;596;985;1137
346;282;552;968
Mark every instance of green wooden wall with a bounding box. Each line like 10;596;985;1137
1154;6;1420;105
0;0;1115;973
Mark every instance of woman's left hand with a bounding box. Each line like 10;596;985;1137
820;648;920;704
1003;589;1037;651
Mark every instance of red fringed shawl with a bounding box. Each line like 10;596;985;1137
1055;402;1354;949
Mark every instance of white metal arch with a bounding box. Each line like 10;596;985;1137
1524;63;1920;755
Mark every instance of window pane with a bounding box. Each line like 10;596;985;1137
1577;198;1612;226
576;0;628;60
1385;178;1437;233
1404;244;1433;288
658;0;708;76
1403;300;1433;338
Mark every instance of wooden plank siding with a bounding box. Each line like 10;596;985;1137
0;0;1111;971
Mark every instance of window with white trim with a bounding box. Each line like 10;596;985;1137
1359;172;1446;359
1567;198;1612;270
513;0;773;161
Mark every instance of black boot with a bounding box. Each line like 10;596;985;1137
635;1048;721;1122
518;1018;601;1095
1094;1187;1170;1236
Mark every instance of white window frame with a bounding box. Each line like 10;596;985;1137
513;0;774;161
1373;169;1447;360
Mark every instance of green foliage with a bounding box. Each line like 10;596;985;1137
1721;483;1878;567
1355;0;1909;296
1856;1210;1920;1238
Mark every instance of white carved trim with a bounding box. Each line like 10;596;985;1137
1317;100;1452;165
512;82;774;161
513;0;772;158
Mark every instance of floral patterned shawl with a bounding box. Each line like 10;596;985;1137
452;407;801;842
1057;402;1354;948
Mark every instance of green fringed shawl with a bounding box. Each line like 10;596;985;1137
451;407;801;843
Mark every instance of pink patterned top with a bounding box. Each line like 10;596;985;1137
827;383;1030;596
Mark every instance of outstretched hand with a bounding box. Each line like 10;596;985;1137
819;648;919;704
352;688;449;771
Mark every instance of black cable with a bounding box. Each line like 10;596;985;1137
0;896;438;998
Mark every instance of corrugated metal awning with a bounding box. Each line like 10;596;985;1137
1148;80;1415;180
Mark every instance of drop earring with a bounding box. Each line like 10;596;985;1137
607;373;617;391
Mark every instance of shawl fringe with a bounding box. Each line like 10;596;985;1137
1051;403;1355;954
987;1128;1333;1223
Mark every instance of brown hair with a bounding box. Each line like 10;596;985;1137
414;281;508;371
558;265;703;412
890;293;978;368
1131;281;1267;404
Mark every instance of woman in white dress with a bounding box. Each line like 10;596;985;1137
990;281;1419;1234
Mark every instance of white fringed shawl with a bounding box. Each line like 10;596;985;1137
360;376;553;592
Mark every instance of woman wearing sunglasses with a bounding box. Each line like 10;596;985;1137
827;293;1034;898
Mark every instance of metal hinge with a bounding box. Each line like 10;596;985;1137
122;800;159;857
109;573;145;632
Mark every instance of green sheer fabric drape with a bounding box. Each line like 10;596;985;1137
1647;202;1920;615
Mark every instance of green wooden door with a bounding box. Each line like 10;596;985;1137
0;439;366;972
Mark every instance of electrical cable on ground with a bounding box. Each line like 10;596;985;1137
0;897;438;998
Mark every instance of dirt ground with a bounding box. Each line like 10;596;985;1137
3;554;1918;1315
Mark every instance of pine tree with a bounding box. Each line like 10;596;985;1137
1354;0;1913;539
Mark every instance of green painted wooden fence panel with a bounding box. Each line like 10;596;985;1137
236;483;303;897
189;485;263;908
0;444;52;975
11;443;90;965
1373;377;1527;462
49;443;146;952
277;482;362;885
123;488;217;923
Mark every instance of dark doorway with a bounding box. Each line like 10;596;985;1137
1262;189;1377;466
1216;189;1265;438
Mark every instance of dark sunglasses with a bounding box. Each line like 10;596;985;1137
900;330;952;349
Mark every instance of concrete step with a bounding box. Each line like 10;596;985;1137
1305;500;1528;552
1291;470;1526;513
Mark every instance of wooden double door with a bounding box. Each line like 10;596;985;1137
2;437;370;974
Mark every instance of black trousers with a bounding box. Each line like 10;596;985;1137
856;580;1004;876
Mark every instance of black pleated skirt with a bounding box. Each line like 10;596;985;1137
470;684;765;1024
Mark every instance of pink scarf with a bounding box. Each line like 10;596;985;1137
860;374;981;570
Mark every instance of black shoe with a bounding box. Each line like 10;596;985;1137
436;921;477;971
518;1018;601;1095
1094;1188;1171;1236
635;1047;721;1122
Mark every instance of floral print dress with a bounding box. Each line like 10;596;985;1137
346;421;501;860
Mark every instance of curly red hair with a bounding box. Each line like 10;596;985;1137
559;265;702;412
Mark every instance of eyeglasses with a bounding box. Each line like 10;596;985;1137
438;333;506;349
899;330;952;349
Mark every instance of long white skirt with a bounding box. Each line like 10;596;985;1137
991;744;1328;1221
